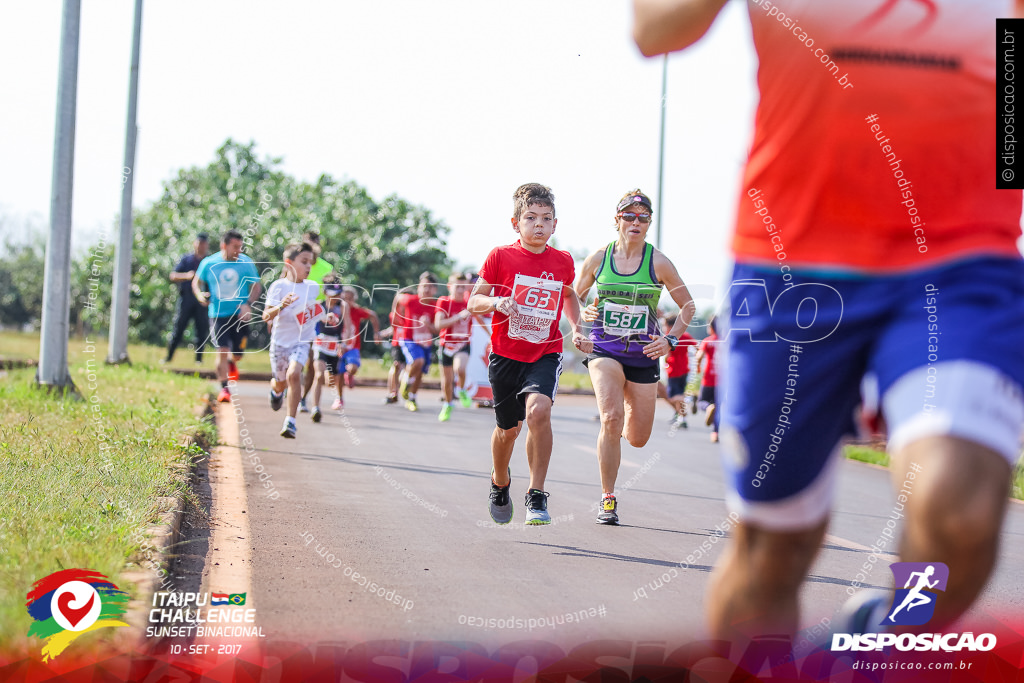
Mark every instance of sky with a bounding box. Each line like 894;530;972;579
0;1;758;304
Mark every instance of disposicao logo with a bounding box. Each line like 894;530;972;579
26;569;130;661
832;562;997;653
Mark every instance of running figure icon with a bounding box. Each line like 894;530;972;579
888;565;939;623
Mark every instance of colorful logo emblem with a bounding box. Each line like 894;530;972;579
885;562;949;626
26;569;130;661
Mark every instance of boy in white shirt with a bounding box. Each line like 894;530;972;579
262;242;337;438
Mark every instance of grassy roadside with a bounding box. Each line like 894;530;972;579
845;444;1024;501
0;356;214;646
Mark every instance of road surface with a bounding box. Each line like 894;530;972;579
171;379;1024;654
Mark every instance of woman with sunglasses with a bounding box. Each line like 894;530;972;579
575;189;695;525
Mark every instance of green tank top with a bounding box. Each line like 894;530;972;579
591;242;662;362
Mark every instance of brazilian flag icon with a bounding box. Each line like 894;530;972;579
228;593;246;606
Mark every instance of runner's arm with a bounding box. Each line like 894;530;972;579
192;271;210;306
366;309;382;340
633;0;729;57
1018;0;1024;18
562;284;593;353
654;251;695;337
468;277;507;315
574;250;603;323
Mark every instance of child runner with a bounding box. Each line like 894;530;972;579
468;183;591;525
435;271;474;421
662;314;696;428
694;318;719;443
394;273;438;412
340;286;380;389
576;189;694;524
262;242;336;438
310;282;353;417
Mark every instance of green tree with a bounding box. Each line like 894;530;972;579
0;236;46;329
76;139;452;351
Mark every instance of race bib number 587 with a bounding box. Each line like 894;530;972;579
602;303;648;337
511;274;561;320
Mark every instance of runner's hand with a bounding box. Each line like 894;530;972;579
239;303;252;323
581;302;599;323
572;331;593;354
325;312;339;325
642;335;671;359
495;296;517;316
280;293;299;308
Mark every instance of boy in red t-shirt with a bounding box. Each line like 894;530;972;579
391;273;438;412
660;314;696;428
435;271;474;421
468;183;592;525
339;286;380;391
694;319;719;443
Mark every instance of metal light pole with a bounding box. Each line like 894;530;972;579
655;54;668;252
37;0;82;392
108;0;143;364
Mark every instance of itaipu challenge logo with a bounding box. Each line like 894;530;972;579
26;569;130;661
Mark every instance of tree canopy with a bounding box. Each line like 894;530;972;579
1;139;454;350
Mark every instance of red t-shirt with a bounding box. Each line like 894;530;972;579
346;305;372;350
478;241;575;363
733;0;1020;273
435;296;471;348
664;333;696;378
393;292;434;345
698;334;718;387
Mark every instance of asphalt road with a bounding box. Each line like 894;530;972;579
186;380;1024;652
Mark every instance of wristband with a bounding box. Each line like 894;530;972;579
665;334;678;349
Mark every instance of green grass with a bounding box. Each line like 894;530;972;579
844;444;1024;501
844;445;890;468
0;356;214;646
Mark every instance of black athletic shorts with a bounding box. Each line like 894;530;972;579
391;344;405;364
439;343;469;367
583;352;660;384
488;352;562;430
315;350;342;376
210;314;247;355
699;384;716;404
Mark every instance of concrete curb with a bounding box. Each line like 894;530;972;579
119;395;216;649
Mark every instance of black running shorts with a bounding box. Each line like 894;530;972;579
488;352;562;430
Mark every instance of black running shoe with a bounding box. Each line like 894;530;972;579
489;469;513;525
524;489;551;525
311;407;322;423
270;390;284;412
596;495;619;525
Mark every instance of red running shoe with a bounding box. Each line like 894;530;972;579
217;387;232;403
227;359;239;382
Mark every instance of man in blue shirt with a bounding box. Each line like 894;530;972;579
164;233;209;365
193;229;262;402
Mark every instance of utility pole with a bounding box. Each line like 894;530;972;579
37;0;82;392
655;54;668;252
108;0;143;364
